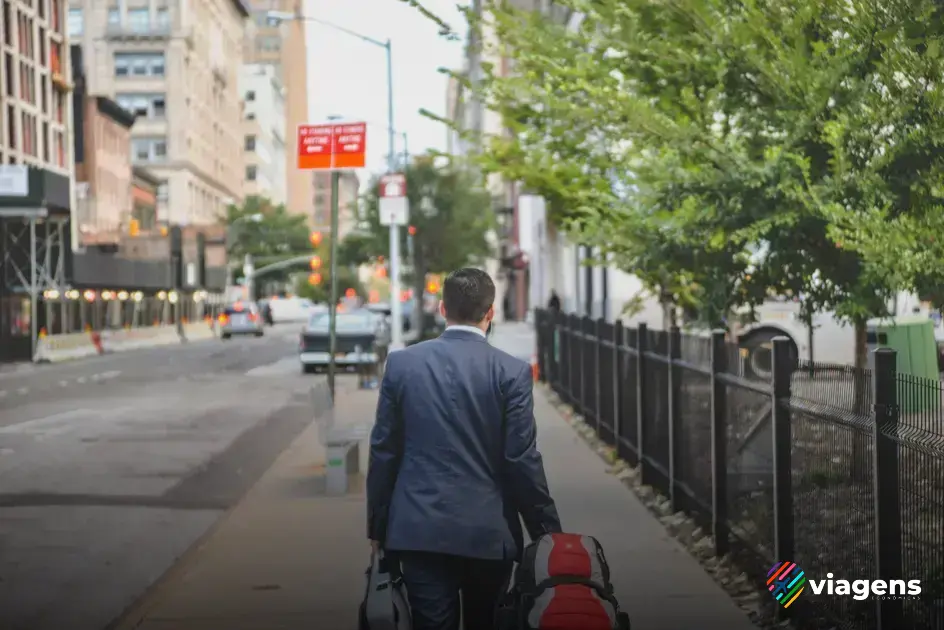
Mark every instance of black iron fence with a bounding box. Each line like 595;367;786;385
535;309;944;630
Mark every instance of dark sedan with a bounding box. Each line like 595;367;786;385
298;309;388;374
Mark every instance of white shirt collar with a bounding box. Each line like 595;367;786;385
446;324;486;338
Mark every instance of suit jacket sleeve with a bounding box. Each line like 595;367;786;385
366;353;404;543
503;363;562;539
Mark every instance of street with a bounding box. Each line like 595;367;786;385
0;324;325;630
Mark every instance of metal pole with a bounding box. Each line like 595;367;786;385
29;217;37;359
386;39;403;349
328;170;341;400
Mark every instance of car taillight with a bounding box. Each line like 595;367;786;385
299;334;305;350
218;314;228;324
248;313;258;322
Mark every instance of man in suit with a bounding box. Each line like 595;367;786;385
367;267;562;630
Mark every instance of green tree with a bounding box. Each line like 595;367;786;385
341;156;494;333
225;196;314;290
294;265;366;304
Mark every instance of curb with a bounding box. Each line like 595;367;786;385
538;383;784;629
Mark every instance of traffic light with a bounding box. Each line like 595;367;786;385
129;219;140;236
426;273;441;294
310;231;322;247
308;272;322;285
309;255;322;270
408;225;416;236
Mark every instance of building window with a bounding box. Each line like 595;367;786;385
245;90;255;102
68;9;83;36
157;182;168;201
127;8;149;32
107;7;120;26
131;137;167;162
115;52;164;77
245;165;257;181
245;112;255;120
155;8;170;29
116;93;166;119
244;135;255;151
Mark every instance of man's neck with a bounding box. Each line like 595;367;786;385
446;322;487;337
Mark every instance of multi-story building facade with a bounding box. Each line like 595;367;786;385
240;63;286;204
312;170;359;241
0;0;75;360
73;90;136;247
243;0;310;219
67;0;247;227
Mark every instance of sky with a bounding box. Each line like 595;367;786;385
302;0;468;182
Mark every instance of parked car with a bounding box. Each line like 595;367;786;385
298;309;388;374
219;302;264;339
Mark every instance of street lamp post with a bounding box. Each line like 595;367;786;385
269;11;403;348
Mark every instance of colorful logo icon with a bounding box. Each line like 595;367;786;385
768;562;806;608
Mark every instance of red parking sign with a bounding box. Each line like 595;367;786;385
297;122;366;170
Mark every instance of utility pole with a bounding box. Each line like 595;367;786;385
327;171;341;400
385;39;404;349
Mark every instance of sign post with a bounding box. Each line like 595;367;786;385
297;121;367;399
379;174;408;347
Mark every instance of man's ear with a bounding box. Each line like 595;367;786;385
487;304;495;322
439;300;446;318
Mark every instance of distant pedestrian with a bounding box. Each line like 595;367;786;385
547;290;561;313
367;267;561;630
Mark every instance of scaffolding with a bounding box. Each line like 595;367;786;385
0;209;70;359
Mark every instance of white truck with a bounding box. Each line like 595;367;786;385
732;292;944;379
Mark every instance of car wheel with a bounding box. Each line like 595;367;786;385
302;363;317;374
255;331;264;337
739;330;797;381
221;333;231;340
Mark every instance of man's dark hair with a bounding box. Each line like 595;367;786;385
442;267;495;324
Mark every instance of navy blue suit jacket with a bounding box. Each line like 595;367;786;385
366;328;561;561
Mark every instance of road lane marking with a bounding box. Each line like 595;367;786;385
16;387;27;395
59;380;69;386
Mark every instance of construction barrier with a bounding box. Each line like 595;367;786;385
99;326;181;353
33;331;104;363
180;320;218;342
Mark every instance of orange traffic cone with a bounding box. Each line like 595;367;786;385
531;355;540;381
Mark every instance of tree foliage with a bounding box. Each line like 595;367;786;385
416;0;944;340
224;196;312;265
342;156;495;273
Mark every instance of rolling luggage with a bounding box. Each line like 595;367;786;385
359;550;412;630
496;533;630;630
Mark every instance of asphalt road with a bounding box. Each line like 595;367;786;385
0;323;333;630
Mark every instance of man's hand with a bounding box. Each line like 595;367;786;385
370;540;381;554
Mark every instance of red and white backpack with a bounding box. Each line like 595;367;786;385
496;533;631;630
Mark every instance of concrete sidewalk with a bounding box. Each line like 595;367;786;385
114;342;757;630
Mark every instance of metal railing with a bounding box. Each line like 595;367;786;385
535;309;944;630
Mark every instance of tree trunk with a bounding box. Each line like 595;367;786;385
660;289;677;330
852;319;869;481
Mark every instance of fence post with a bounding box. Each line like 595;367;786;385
595;317;605;437
771;336;795;608
636;323;649;484
580;315;590;417
564;314;573;405
536;310;547;383
871;347;902;630
668;326;682;511
613;320;624;448
710;330;729;556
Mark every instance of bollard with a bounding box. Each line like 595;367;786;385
325;441;360;495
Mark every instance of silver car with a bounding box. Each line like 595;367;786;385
219;302;265;339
